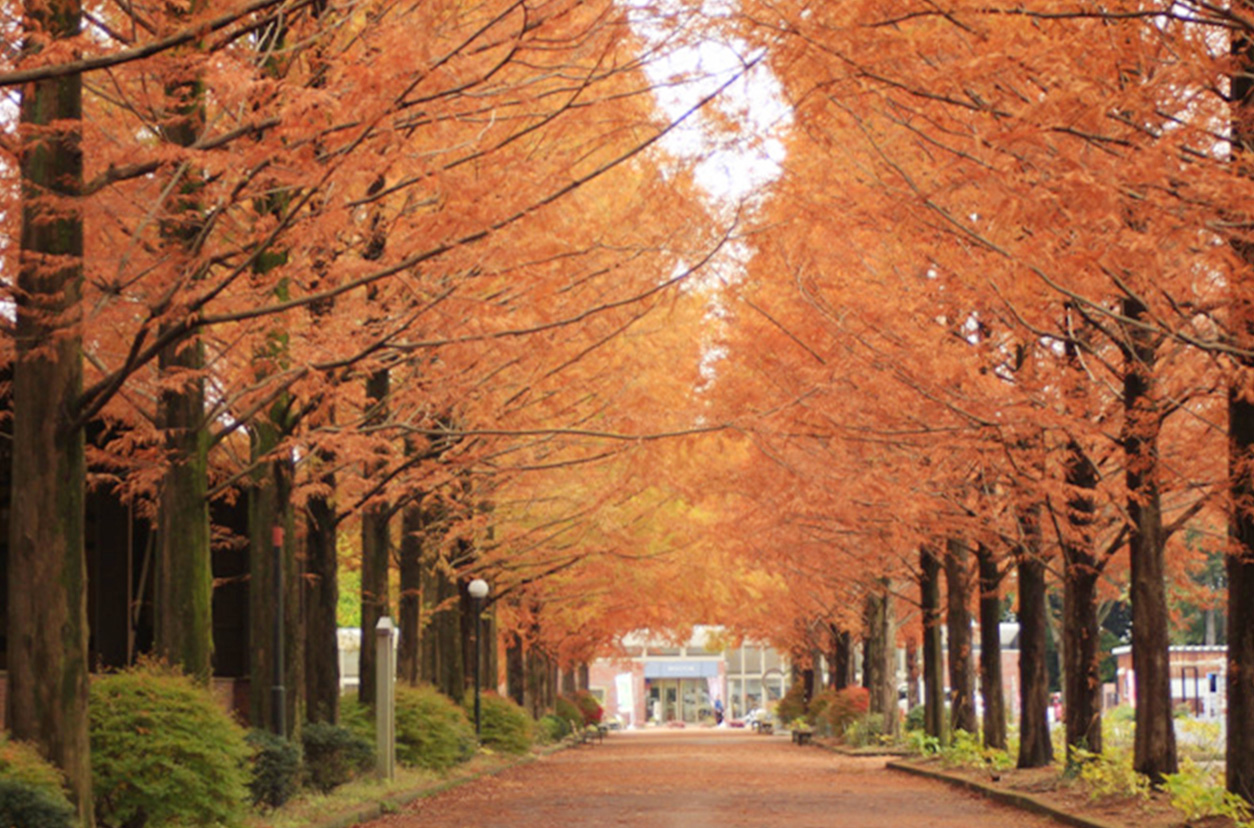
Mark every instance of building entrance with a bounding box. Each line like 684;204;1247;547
647;679;713;724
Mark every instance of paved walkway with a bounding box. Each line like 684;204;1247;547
368;730;1066;827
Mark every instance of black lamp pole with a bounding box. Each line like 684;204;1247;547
468;578;489;737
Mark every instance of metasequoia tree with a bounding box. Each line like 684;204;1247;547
6;0;93;821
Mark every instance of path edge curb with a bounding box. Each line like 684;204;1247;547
886;760;1123;828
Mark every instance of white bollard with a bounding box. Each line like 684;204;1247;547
376;616;396;781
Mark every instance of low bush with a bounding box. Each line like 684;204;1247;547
0;734;75;828
1163;759;1254;826
903;704;926;732
338;695;375;748
536;715;571;744
775;682;807;725
554;696;584;729
569;691;603;726
842;713;885;748
393;685;476;771
301;721;373;793
818;686;870;739
246;730;302;809
89;660;250;828
467;692;533;754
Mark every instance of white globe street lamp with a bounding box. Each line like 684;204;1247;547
467;578;490;737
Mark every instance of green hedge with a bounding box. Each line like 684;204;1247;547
465;692;532;754
0;734;75;828
89;661;250;828
342;686;475;772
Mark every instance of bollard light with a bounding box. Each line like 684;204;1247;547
467;578;490;737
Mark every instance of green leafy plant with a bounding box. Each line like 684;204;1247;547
246;730;302;809
0;734;75;828
89;660;250;828
466;692;533;755
908;730;941;757
1162;759;1254;826
903;704;927;732
1071;746;1150;802
842;713;885;748
301;721;373;793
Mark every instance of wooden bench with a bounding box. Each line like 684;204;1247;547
570;721;606;745
752;720;774;735
791;729;813;746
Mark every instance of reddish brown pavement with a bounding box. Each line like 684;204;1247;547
370;730;1064;828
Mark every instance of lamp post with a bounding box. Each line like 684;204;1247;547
467;578;490;737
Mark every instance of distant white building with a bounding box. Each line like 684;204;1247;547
589;626;790;727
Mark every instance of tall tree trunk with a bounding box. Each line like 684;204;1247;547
1061;435;1103;760
1230;24;1254;808
304;465;339;724
862;592;883;711
1122;296;1177;783
945;538;977;735
7;1;92;818
905;638;920;711
1017;500;1053;768
153;1;211;684
830;624;851;691
878;579;898;738
976;543;1007;750
920;545;946;743
397;498;424;686
506;632;526;706
358;367;391;708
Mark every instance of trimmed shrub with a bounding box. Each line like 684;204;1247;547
904;704;926;732
89;661;250;828
465;692;533;755
394;685;476;771
818;686;870;740
536;715;570;744
0;734;74;828
554;696;584;728
570;691;603;726
301;722;373;793
776;682;807;725
246;730;302;809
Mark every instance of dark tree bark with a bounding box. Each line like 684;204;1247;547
905;638;920;711
920;545;946;743
358;367;391;709
153;3;212;684
1121;296;1178;784
945;538;978;735
1230;29;1254;803
976;543;1007;750
862;592;883;709
6;1;93;818
304;465;339;724
506;632;526;706
830;624;852;690
1016;502;1054;768
1061;435;1103;760
397;498;424;686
